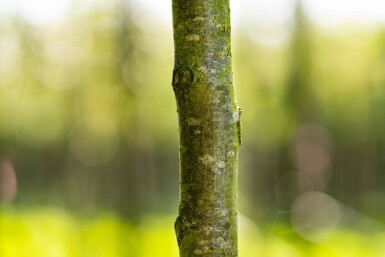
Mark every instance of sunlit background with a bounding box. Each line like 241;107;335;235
1;0;385;256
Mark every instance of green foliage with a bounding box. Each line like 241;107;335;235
0;208;384;257
0;209;175;257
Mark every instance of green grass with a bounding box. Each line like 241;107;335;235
0;208;384;257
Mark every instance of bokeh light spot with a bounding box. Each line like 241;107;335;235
292;124;332;175
291;191;340;242
0;159;17;205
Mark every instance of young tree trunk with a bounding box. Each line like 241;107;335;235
172;1;240;256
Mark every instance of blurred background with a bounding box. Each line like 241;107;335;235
1;0;385;256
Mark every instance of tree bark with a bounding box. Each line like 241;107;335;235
172;0;240;256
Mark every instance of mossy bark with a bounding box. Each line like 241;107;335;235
172;0;240;256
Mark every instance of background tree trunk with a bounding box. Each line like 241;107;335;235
172;0;240;256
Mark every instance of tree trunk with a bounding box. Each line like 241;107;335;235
172;0;240;256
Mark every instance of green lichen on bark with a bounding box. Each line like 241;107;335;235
172;0;240;256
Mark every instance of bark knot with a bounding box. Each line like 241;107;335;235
172;67;194;89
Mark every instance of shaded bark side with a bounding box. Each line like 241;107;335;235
172;0;240;256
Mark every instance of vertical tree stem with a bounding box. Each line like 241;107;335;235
172;0;240;256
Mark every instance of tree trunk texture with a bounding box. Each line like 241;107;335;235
172;0;240;256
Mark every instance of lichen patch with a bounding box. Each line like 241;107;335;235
215;161;225;169
211;166;220;174
193;16;205;22
209;69;218;74
215;237;228;249
198;154;215;166
203;226;214;235
227;151;235;157
214;208;228;218
186;34;200;41
187;117;201;126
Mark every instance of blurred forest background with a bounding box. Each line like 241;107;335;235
1;0;385;256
